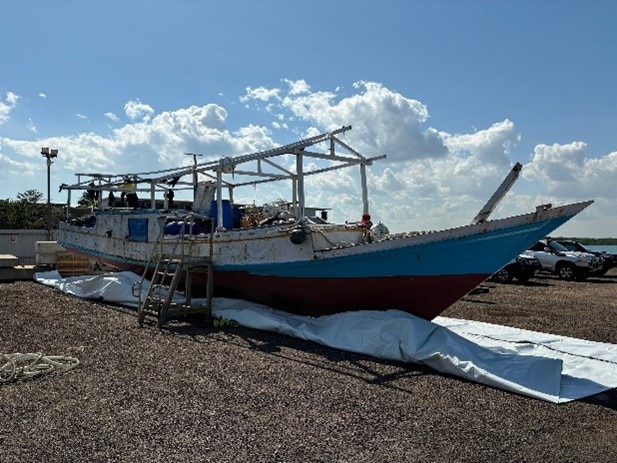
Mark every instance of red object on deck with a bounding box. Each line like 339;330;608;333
360;214;371;225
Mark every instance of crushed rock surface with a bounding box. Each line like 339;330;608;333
1;270;616;462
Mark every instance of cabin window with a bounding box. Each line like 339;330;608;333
128;218;149;242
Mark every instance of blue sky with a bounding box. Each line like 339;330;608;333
1;1;616;237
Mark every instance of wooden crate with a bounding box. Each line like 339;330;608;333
56;251;91;276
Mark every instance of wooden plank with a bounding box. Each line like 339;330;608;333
56;251;91;276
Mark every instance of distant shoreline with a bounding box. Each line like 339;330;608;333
551;236;617;245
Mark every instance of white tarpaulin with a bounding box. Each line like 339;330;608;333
34;270;617;403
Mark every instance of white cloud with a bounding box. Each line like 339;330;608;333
240;86;281;103
104;112;120;122
525;141;586;184
234;80;512;228
6;92;19;106
524;142;617;200
124;99;155;122
232;80;616;234
0;82;615;237
77;113;88;120
442;119;519;167
283;79;310;95
243;81;449;162
0;149;41;183
27;119;37;133
39;93;47;99
0;91;20;125
110;103;276;167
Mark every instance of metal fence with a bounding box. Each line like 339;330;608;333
0;230;57;265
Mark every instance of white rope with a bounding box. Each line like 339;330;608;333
0;353;79;384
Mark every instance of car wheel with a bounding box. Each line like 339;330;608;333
493;267;513;283
596;266;609;276
516;271;534;282
556;263;576;280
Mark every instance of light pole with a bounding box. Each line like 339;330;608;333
41;147;58;240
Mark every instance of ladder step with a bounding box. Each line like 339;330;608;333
140;309;160;319
138;215;214;328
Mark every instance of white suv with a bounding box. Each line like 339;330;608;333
527;239;603;280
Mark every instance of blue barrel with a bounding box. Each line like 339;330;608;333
210;200;233;229
164;221;181;235
164;221;201;235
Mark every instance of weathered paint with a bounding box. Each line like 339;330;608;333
58;200;593;319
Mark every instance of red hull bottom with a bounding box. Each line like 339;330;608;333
63;251;488;320
208;271;489;320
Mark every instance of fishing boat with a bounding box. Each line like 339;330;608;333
57;126;593;320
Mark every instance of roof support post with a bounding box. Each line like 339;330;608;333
66;190;71;220
150;182;156;210
360;163;369;217
292;178;298;218
216;170;224;231
296;151;305;219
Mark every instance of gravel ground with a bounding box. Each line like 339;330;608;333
1;269;616;463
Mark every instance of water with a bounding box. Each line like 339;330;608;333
585;244;617;253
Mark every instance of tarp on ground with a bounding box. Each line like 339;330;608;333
34;270;617;403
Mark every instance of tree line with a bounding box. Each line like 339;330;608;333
0;189;93;230
551;236;617;245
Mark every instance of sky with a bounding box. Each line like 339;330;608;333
1;0;616;237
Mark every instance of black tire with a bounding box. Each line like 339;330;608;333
493;267;514;283
556;262;576;280
516;271;534;282
596;266;609;276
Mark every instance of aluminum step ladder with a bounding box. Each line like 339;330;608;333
136;214;213;328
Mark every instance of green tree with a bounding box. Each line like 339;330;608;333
0;198;16;229
17;189;44;203
78;191;96;207
0;189;47;229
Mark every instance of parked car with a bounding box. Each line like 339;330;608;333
527;239;603;280
556;240;616;275
491;251;542;283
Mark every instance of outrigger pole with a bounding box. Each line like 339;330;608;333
471;162;523;224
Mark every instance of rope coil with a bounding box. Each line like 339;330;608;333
0;353;79;384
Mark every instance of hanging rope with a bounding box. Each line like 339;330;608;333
0;353;79;384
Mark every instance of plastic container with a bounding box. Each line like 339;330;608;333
210;200;233;229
